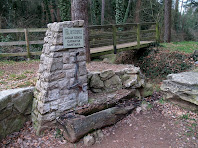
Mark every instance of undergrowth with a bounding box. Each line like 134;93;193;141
116;42;197;81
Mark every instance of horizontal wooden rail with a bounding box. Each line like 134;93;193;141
0;22;159;59
0;28;47;33
0;40;44;46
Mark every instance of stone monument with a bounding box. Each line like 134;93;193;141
32;20;88;134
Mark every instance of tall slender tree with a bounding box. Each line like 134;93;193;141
135;0;141;23
101;0;105;25
174;0;179;31
71;0;90;62
164;0;172;42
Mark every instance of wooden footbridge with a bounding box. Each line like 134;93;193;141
0;22;159;59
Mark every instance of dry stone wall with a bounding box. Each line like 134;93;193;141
32;21;88;134
88;66;145;93
0;87;34;140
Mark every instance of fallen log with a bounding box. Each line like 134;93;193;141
57;105;135;143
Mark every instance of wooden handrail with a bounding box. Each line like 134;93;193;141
0;22;158;59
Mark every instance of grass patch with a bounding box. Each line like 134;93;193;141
18;81;33;88
16;74;27;80
159;98;165;104
161;41;198;54
0;59;39;65
9;74;17;79
0;81;8;84
180;114;190;120
0;70;4;77
9;73;27;80
24;70;33;74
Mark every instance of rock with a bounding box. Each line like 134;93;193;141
0;106;12;121
124;67;140;74
13;91;33;113
192;50;198;61
103;58;111;64
100;70;115;81
92;130;104;141
104;75;122;92
161;72;198;108
83;135;95;146
90;74;104;89
136;107;142;114
141;103;148;111
122;75;138;88
141;83;154;98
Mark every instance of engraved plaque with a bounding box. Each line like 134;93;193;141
63;28;84;48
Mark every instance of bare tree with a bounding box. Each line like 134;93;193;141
135;0;142;23
164;0;172;42
101;0;105;25
71;0;90;62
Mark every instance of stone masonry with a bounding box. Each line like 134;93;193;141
32;21;88;134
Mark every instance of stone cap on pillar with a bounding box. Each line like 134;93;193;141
47;20;84;32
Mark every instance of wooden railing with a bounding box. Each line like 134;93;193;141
0;28;47;59
0;22;159;59
88;22;159;54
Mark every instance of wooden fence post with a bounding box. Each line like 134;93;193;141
156;22;160;44
24;28;31;60
136;23;140;48
112;25;117;54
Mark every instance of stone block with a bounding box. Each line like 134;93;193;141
58;100;77;112
0;96;11;111
63;53;70;63
50;45;64;52
90;74;104;89
104;75;122;92
100;70;115;81
49;71;66;82
37;101;50;114
5;114;26;137
46;89;60;102
78;91;88;106
122;75;138;88
0;106;12;121
63;64;74;70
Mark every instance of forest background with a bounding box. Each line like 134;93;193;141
0;0;198;42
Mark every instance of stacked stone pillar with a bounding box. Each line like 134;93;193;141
32;21;88;134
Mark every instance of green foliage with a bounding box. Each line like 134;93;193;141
59;0;71;21
161;42;198;54
159;98;165;104
115;0;124;24
0;70;4;77
180;114;189;120
90;0;101;25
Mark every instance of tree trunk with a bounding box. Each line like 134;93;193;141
101;0;105;25
71;0;90;63
164;0;172;43
0;15;2;29
135;0;141;23
123;0;131;23
174;0;179;31
57;106;135;143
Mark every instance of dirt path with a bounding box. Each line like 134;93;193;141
1;101;197;148
72;102;197;148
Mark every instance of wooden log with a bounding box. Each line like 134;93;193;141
75;89;137;115
57;105;135;143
